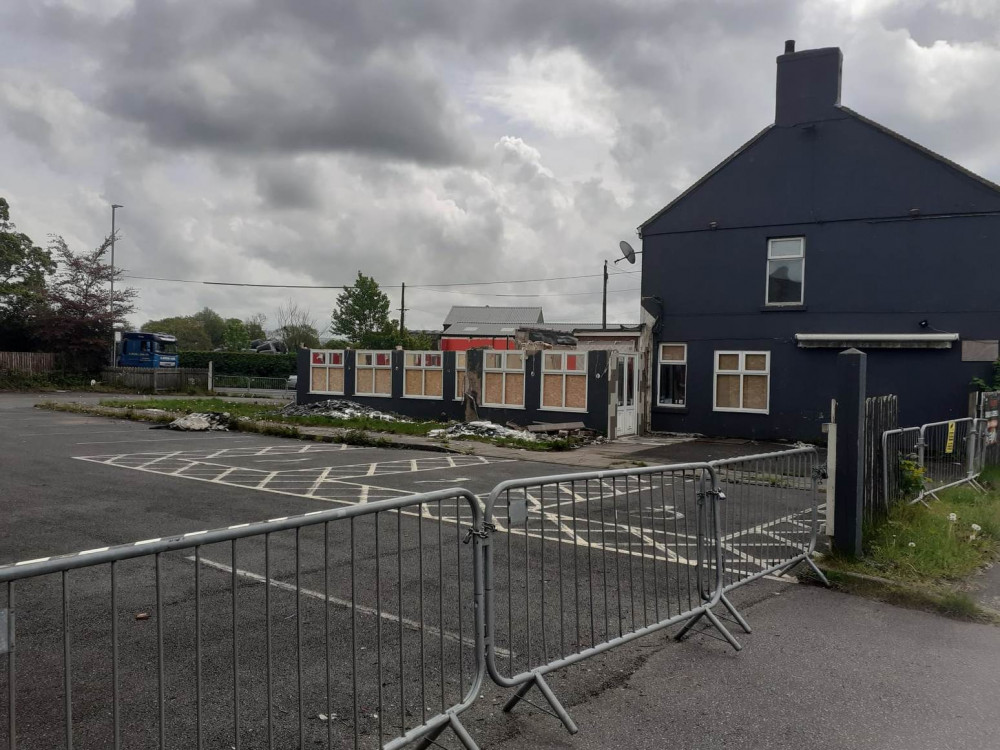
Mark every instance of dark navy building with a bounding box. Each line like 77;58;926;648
640;41;1000;441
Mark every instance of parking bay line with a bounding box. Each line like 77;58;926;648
187;555;509;657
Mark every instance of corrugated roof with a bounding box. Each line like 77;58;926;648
443;306;543;327
441;323;524;337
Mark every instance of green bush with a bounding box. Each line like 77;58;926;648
179;351;298;376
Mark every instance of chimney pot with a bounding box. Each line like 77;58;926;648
784;39;795;54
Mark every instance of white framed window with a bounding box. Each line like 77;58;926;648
657;343;687;407
454;351;467;401
765;237;804;306
714;351;770;414
356;350;393;396
309;350;345;395
403;351;443;398
541;351;588;412
482;351;525;407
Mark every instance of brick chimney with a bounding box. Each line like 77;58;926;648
775;41;843;126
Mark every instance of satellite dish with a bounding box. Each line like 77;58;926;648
619;240;636;264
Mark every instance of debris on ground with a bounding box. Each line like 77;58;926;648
428;421;538;441
154;412;234;431
279;399;412;422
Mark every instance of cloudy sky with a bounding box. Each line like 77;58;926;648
2;0;999;335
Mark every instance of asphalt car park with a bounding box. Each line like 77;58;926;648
0;395;820;749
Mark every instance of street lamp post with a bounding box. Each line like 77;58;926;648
109;204;123;366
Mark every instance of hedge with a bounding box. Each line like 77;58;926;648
179;351;298;377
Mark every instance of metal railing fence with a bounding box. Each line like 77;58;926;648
213;374;292;393
0;489;486;750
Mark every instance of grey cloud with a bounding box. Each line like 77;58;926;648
256;162;323;211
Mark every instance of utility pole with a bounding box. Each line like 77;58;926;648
602;259;608;329
109;204;123;366
399;281;406;336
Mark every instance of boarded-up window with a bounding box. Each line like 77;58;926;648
403;352;443;398
454;351;467;401
541;351;588;411
482;351;524;407
714;351;769;413
309;350;345;394
356;350;393;396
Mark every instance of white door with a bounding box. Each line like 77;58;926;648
616;354;638;437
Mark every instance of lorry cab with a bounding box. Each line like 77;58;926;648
118;331;179;368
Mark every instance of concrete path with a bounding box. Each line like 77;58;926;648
476;583;1000;750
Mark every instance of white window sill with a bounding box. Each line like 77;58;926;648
482;403;526;410
403;394;445;400
713;407;770;415
309;391;345;396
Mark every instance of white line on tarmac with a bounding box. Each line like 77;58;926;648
76;436;257;445
187;555;509;657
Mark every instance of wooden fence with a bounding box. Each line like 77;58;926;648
101;367;209;392
863;394;899;522
0;351;59;375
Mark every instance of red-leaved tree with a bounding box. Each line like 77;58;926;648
41;235;137;371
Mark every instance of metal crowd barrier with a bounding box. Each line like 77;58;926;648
0;489;486;750
693;446;828;640
917;418;978;499
1;449;831;748
482;462;738;734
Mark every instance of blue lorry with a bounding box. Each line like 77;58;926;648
117;331;179;368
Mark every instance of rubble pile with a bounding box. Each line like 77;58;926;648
428;421;537;441
157;412;234;431
280;399;411;422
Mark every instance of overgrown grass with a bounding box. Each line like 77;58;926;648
0;371;135;393
826;482;1000;583
98;397;446;436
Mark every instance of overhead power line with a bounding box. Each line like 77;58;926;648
122;269;641;290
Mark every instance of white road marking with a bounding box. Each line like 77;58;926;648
414;478;470;484
188;556;507;657
252;458;310;463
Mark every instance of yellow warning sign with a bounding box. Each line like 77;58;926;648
945;421;956;454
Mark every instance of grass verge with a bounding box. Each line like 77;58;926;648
97;397;446;437
813;470;1000;623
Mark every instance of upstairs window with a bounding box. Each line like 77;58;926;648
766;237;804;306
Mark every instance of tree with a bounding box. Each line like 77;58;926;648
330;272;393;348
143;316;212;350
274;300;320;349
0;197;55;349
221;318;250;351
41;235;137;370
244;313;267;341
193;307;226;348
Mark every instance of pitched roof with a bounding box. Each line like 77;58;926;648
837;106;1000;195
638;124;773;233
443;306;543;327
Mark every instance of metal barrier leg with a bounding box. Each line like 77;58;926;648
413;713;481;750
502;672;579;735
719;593;752;634
675;608;743;651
